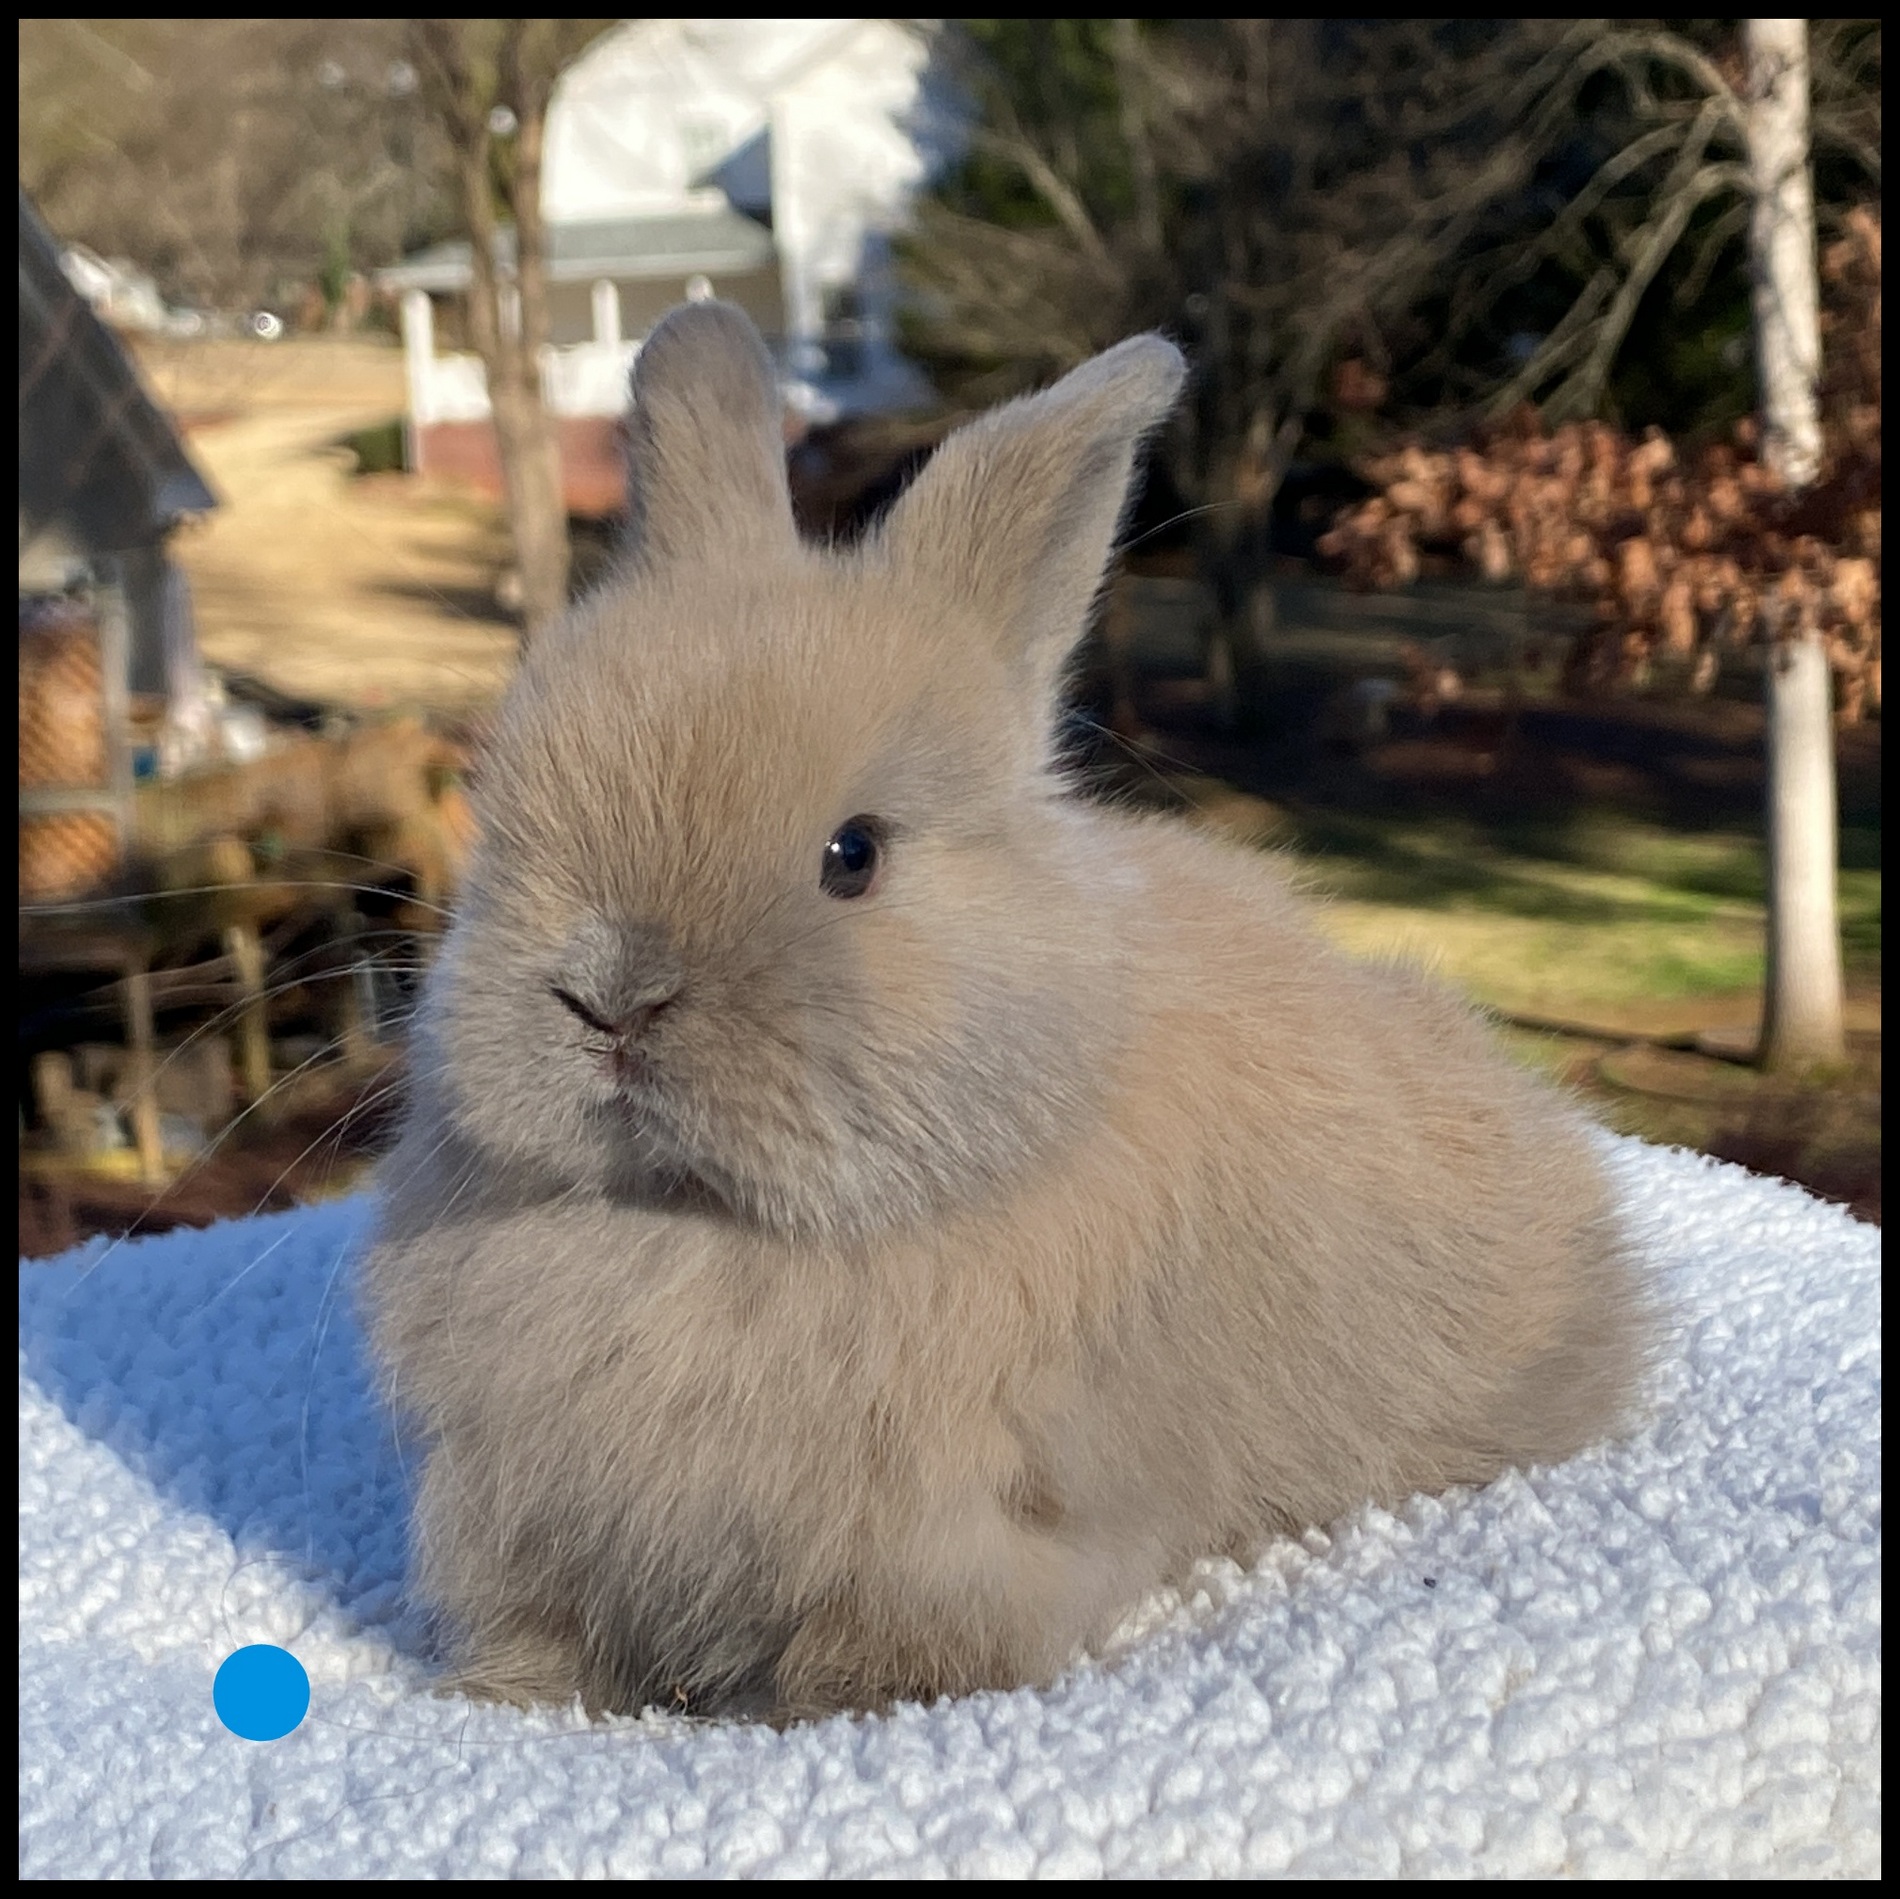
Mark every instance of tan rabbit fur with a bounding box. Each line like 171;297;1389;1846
359;300;1651;1723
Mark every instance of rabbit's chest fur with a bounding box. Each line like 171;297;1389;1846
361;1144;1135;1666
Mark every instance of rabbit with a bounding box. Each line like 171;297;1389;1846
358;300;1652;1725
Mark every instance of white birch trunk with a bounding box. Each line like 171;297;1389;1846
1744;19;1845;1070
1761;630;1845;1067
1745;20;1823;486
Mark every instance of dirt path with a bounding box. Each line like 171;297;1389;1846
133;338;521;716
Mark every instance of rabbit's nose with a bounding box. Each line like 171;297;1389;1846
553;918;687;1080
614;995;675;1043
606;994;677;1087
551;984;678;1046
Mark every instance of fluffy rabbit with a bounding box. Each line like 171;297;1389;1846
360;301;1651;1723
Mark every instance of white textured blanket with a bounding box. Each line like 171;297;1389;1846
19;1136;1880;1878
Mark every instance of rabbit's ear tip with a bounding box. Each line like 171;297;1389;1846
622;299;795;556
1111;332;1188;375
1060;333;1187;425
634;300;774;382
646;298;766;346
1106;333;1189;398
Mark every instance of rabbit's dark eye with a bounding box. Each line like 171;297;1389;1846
822;816;883;899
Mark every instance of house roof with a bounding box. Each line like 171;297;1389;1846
18;188;217;560
377;207;776;295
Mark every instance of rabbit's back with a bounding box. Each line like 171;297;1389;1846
1039;806;1649;1554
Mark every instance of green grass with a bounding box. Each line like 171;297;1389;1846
1249;796;1880;1220
1281;810;1880;1017
339;415;406;476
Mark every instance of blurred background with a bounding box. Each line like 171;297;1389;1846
17;19;1880;1256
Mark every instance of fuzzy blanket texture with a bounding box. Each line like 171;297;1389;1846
18;1134;1881;1879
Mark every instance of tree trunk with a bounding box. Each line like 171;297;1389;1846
1744;19;1844;1071
1110;21;1162;256
1761;631;1845;1069
496;40;571;640
410;19;574;644
1195;400;1303;733
1744;20;1823;488
488;370;571;639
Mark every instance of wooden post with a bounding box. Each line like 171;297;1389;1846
333;913;376;1068
223;921;272;1103
123;958;166;1184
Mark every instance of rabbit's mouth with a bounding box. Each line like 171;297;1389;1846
585;1057;900;1243
596;1067;687;1151
593;1085;735;1216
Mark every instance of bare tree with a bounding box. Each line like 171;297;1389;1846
1470;19;1876;429
405;19;615;641
916;18;1873;1075
905;20;1876;697
1746;20;1844;1072
904;22;1649;696
1322;48;1874;1077
1479;18;1854;1072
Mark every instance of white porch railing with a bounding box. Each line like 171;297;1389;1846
399;289;931;433
410;341;642;426
401;289;642;426
541;339;643;418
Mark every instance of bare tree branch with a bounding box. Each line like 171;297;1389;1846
1586;24;1748;137
966;125;1112;267
1547;145;1740;420
1674;198;1750;309
1110;20;1163;256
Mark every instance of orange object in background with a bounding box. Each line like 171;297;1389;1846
19;600;122;905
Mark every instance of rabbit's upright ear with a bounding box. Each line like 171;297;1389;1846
623;301;798;565
877;335;1186;697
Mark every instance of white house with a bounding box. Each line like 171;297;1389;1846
378;18;957;503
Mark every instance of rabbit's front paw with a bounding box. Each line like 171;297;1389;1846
438;1612;591;1712
773;1597;1017;1721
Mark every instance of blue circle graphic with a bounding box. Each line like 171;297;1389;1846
213;1645;311;1741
